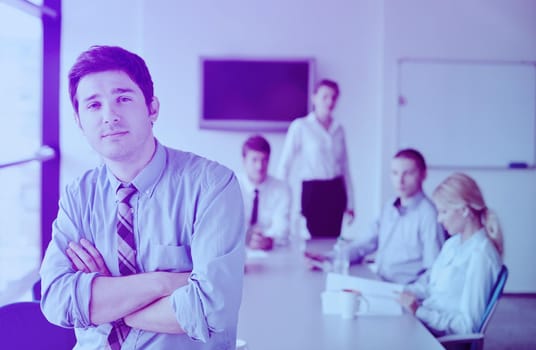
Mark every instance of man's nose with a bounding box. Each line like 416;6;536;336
103;104;120;123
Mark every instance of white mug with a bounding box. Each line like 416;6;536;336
339;289;369;319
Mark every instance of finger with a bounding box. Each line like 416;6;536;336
69;241;98;272
80;239;109;274
66;247;89;273
249;235;266;250
248;238;261;250
304;252;327;262
250;232;262;243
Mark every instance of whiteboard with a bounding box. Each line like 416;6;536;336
397;60;536;168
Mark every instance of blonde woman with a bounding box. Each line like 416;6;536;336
399;173;503;336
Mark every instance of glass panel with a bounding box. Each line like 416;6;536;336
0;3;43;305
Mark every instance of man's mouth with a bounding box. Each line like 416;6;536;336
102;131;128;138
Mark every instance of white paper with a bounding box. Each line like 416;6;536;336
326;273;404;296
324;273;404;315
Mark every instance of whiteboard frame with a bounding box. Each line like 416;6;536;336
396;58;536;170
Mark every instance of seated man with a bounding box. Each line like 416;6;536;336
238;135;292;250
307;149;444;291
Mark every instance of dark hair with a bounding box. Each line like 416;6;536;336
394;148;427;173
68;45;154;112
242;134;271;157
314;79;340;96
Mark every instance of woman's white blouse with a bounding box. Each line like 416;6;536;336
416;228;501;335
276;112;354;209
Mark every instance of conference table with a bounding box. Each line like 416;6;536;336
237;239;445;350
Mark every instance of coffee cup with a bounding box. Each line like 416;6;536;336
339;289;369;319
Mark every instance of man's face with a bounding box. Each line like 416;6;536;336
74;70;158;163
243;149;269;185
312;85;338;119
390;157;425;200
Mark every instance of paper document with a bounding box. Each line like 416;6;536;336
324;273;404;315
326;273;404;296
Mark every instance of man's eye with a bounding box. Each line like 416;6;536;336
87;102;101;110
118;96;132;103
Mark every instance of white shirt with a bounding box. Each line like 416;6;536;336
238;174;292;246
347;192;444;291
277;112;354;209
416;228;502;335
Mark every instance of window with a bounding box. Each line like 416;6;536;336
0;0;60;305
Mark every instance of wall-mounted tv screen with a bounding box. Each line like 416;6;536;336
200;58;315;132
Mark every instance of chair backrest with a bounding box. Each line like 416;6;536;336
0;301;76;349
478;264;508;333
33;279;41;301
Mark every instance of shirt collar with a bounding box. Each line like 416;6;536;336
306;112;341;133
460;228;487;249
392;191;425;214
240;173;270;193
106;140;166;198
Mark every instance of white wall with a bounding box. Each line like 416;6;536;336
60;0;143;183
382;0;536;292
61;0;535;292
61;0;384;238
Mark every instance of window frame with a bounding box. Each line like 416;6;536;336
1;0;61;259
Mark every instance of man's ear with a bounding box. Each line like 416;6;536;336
148;96;160;123
421;169;428;182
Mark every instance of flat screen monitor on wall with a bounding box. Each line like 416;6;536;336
200;58;315;132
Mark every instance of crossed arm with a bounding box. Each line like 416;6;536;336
66;239;188;333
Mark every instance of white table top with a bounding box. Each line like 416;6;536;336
237;239;445;350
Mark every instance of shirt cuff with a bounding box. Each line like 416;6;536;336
74;271;100;328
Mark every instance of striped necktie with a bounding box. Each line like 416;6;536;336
107;184;138;349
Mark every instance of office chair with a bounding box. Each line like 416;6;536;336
32;279;41;301
438;265;509;350
0;300;76;349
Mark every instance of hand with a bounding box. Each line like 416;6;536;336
397;291;419;314
304;251;331;271
248;229;274;251
66;238;111;276
345;209;355;225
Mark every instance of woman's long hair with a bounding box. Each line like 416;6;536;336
433;173;503;256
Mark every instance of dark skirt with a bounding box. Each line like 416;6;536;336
301;176;347;238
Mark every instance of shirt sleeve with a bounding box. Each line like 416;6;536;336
263;182;292;245
40;186;98;328
416;249;499;335
406;213;445;299
276;120;301;181
339;129;354;210
171;166;246;342
347;219;380;263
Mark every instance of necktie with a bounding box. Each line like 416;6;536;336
250;189;259;226
107;184;138;349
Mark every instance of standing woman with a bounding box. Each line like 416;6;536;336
277;79;354;238
399;173;503;336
